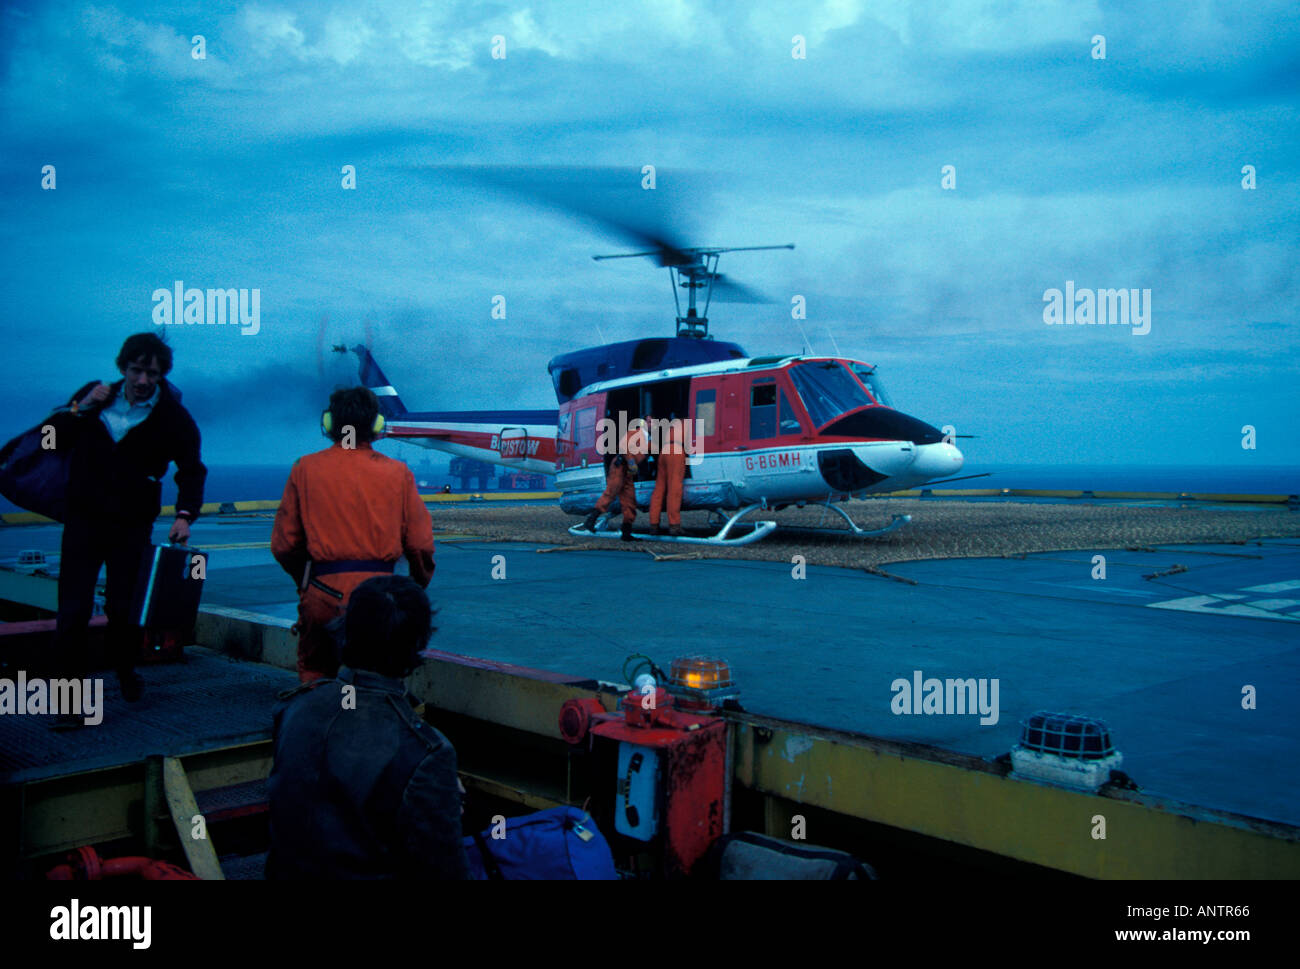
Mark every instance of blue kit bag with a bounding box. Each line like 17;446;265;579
0;413;76;522
464;806;618;880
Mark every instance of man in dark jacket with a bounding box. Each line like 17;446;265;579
266;575;468;879
54;332;206;712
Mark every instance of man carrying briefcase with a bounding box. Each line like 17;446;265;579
52;333;206;719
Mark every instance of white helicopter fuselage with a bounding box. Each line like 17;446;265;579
553;354;963;514
352;346;963;514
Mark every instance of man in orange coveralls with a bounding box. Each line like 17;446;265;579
648;416;686;538
581;416;648;542
272;387;435;682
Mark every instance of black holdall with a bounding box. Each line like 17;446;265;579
0;411;81;522
705;831;879;880
132;542;207;629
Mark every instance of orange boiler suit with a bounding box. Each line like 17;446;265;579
271;443;435;682
649;420;686;528
594;424;649;525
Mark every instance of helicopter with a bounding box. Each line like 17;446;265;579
340;237;969;545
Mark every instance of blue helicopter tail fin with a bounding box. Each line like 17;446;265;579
347;344;407;419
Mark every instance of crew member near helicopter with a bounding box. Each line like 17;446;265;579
272;387;435;683
648;415;686;537
582;416;649;541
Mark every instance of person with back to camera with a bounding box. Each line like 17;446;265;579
272;386;435;683
266;574;468;879
648;413;686;538
581;416;649;541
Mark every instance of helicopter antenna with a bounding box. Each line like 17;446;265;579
794;319;813;355
594;243;793;339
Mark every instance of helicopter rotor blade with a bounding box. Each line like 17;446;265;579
412;165;792;318
414;164;698;266
709;273;770;304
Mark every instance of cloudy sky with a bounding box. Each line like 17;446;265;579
1;0;1297;473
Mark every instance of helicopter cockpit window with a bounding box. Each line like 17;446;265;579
750;379;777;439
694;388;716;436
779;389;802;434
788;362;873;429
850;364;893;408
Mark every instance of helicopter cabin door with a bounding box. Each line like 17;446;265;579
605;378;691;478
635;378;690;426
713;374;747;450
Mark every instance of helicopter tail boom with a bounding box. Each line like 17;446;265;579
346;344;559;474
339;343;409;419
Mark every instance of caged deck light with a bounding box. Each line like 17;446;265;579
667;656;740;709
1009;711;1124;792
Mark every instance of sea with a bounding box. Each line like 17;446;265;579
1;463;1296;515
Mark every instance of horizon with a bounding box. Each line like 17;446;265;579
2;1;1297;471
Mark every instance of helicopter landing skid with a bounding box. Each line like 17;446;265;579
811;503;912;538
569;504;778;546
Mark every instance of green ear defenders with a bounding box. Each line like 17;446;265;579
321;410;385;436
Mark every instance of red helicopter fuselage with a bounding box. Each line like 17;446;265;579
553;353;963;515
355;344;963;515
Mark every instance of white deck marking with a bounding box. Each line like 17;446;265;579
1148;595;1300;622
1246;599;1300;611
1241;579;1300;593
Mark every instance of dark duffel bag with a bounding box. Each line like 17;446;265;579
706;831;878;880
0;413;78;522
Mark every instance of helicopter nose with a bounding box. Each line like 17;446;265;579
909;441;964;481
